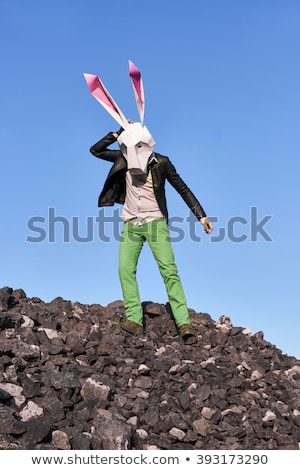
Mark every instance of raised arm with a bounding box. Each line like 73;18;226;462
89;131;121;163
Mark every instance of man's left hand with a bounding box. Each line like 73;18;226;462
200;217;213;234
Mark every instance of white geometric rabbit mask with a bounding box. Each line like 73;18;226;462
84;61;155;184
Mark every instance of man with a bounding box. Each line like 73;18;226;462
89;124;213;340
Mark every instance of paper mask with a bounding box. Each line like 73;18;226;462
84;61;155;181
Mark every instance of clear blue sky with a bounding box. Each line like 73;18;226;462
1;0;299;358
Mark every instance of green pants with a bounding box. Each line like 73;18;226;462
118;218;190;327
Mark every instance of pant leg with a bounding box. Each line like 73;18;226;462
145;219;190;327
118;222;144;326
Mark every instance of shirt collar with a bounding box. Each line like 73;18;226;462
148;152;157;165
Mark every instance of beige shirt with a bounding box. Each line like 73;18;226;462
121;169;164;225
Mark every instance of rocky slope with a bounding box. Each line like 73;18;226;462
0;286;299;450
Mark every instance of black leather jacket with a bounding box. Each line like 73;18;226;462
90;132;207;223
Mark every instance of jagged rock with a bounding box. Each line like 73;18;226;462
23;419;52;449
192;417;212;436
0;287;14;311
19;400;44;421
71;432;92;450
91;418;132;450
51;430;71;450
81;377;111;401
0;286;299;450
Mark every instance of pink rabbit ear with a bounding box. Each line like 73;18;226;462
83;73;128;128
129;60;145;124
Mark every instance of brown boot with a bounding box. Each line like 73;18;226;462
179;324;197;340
116;319;143;335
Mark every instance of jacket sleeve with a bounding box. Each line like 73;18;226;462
165;158;207;220
89;132;121;163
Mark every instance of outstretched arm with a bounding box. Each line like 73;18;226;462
165;158;213;234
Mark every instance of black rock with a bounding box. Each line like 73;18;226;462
0;286;299;450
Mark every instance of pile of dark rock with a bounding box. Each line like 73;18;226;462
0;286;299;450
